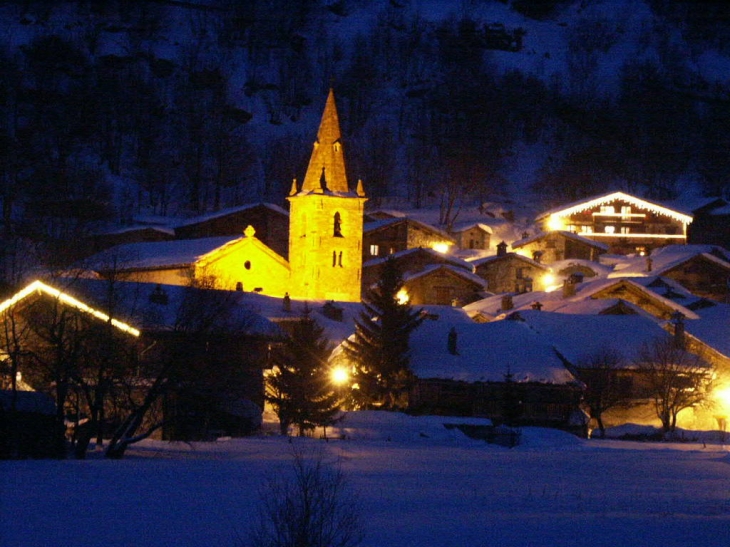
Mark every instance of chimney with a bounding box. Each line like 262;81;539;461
501;295;513;311
646;257;653;273
447;327;458;355
672;311;685;349
562;279;576;299
149;284;168;305
497;241;508;257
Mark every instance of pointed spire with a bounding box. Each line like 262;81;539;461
300;89;349;193
289;178;298;196
356;178;366;197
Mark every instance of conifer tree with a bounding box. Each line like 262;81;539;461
266;313;341;436
344;257;424;409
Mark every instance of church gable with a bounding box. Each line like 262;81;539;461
195;226;290;295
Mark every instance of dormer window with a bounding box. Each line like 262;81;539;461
333;212;343;237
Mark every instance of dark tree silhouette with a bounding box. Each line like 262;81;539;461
266;313;341;436
344;257;424;409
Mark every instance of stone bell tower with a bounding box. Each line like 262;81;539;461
287;89;366;302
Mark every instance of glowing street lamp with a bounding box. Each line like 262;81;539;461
396;289;410;305
432;242;450;254
331;366;350;386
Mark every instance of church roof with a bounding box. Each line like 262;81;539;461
298;89;352;195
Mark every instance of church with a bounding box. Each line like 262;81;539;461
82;90;367;303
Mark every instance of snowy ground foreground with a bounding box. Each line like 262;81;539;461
3;412;730;547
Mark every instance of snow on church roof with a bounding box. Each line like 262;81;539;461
79;236;240;271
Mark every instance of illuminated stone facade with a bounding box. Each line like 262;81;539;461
287;90;366;302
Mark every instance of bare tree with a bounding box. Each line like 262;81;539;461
247;445;364;547
635;337;713;435
574;347;633;438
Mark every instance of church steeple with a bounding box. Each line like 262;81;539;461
300;89;349;194
287;89;366;303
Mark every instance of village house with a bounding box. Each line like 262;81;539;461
400;265;486;306
403;308;585;432
0;278;282;445
88;226;175;257
511;231;608;264
687;197;730;249
469;241;553;294
535;191;693;255
447;221;493;252
363;217;455;260
362;247;474;290
613;244;730;303
173;202;290;258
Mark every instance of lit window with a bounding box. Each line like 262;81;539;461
605;225;615;234
580;225;592;234
600;206;615;214
370;244;379;256
620;226;630;234
621;206;631;219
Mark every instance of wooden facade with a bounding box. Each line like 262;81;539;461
363;218;455;260
402;265;485;306
688;198;730;249
536;192;693;255
659;253;730;302
409;379;584;432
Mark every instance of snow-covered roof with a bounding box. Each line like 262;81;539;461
403;264;487;288
536;191;693;224
684;303;730;359
469;252;549;271
409;314;576;384
48;278;283;338
449;221;494;234
515;310;671;366
573;278;700;320
79;236;240;271
364;217;455;241
610;245;730;277
363;247;474;271
511;230;609;251
93;225;176;237
173;203;288;229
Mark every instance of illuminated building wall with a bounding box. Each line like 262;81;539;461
287;90;366;302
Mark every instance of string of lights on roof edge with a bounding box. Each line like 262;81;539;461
0;280;141;337
549;192;693;225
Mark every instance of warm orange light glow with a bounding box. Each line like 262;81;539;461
714;386;730;414
331;366;350;385
432;242;450;254
396;289;410;305
547;214;565;231
543;273;556;286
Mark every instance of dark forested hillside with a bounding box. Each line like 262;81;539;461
0;0;728;277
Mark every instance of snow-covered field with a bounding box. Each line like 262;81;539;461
3;412;730;547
